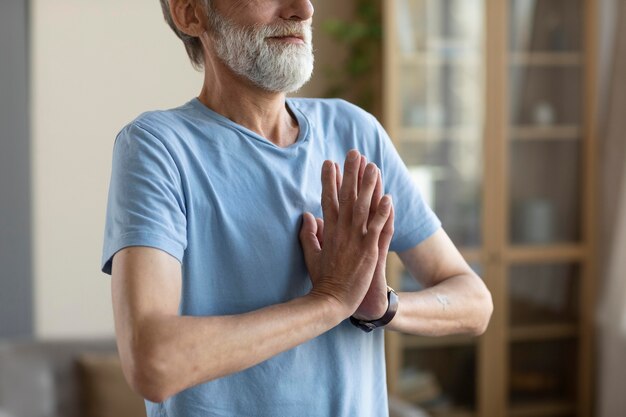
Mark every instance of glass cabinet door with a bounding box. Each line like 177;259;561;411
508;260;582;412
384;0;594;415
507;0;586;415
508;0;585;246
392;0;486;249
387;1;486;416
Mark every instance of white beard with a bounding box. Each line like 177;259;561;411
208;11;314;93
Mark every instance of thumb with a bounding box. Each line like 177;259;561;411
300;213;322;256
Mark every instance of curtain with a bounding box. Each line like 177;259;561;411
596;0;626;415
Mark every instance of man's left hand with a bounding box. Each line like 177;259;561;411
300;156;395;322
351;157;394;321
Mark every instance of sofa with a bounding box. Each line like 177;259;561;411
0;339;428;417
0;339;144;417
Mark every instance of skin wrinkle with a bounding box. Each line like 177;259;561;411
225;1;258;17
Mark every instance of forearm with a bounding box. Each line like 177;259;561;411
116;152;394;402
386;273;492;336
127;294;343;402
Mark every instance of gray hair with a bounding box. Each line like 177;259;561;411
159;0;211;70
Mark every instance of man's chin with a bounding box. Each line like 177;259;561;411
250;55;314;93
259;73;312;94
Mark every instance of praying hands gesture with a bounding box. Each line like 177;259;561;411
299;149;395;322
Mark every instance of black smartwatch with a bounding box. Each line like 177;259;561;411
350;286;399;333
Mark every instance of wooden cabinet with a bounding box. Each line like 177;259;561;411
382;1;597;416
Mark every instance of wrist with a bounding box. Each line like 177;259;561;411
350;287;399;333
306;290;350;326
351;295;389;321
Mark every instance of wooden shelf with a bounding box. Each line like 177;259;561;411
427;408;476;417
509;52;583;67
398;127;482;142
505;244;585;264
402;334;478;349
509;125;581;141
426;38;480;50
508;400;576;417
400;53;481;66
509;324;578;342
398;125;582;142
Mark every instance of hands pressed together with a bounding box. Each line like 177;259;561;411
299;149;395;322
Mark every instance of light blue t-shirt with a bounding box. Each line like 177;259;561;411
102;98;441;417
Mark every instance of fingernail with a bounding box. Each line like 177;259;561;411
347;150;359;161
323;161;331;172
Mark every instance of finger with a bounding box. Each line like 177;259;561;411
338;149;361;227
315;217;324;247
364;195;393;246
378;201;395;253
357;155;367;194
352;163;380;232
320;160;339;230
373;203;394;282
368;168;383;226
335;162;342;191
299;212;322;255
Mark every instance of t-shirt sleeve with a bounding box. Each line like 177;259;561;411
101;122;187;275
373;117;441;252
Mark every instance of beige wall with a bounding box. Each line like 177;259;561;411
31;0;351;338
31;0;204;338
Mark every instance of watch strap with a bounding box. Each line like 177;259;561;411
350;287;399;333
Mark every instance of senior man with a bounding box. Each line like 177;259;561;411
101;1;493;416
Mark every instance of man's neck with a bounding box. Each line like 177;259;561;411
197;60;299;148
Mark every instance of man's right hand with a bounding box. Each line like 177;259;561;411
300;149;393;318
112;149;393;403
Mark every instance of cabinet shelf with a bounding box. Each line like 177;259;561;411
505;244;585;263
509;125;581;141
425;38;481;50
397;125;581;142
509;52;583;67
398;127;482;142
401;53;481;66
508;400;576;417
509;324;578;342
402;334;478;349
427;408;476;417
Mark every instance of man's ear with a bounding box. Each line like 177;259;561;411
169;0;207;37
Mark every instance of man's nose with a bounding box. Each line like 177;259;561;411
280;0;314;21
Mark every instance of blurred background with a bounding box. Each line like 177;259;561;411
0;0;624;416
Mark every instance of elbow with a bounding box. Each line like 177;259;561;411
472;285;493;336
128;362;171;403
122;335;176;403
